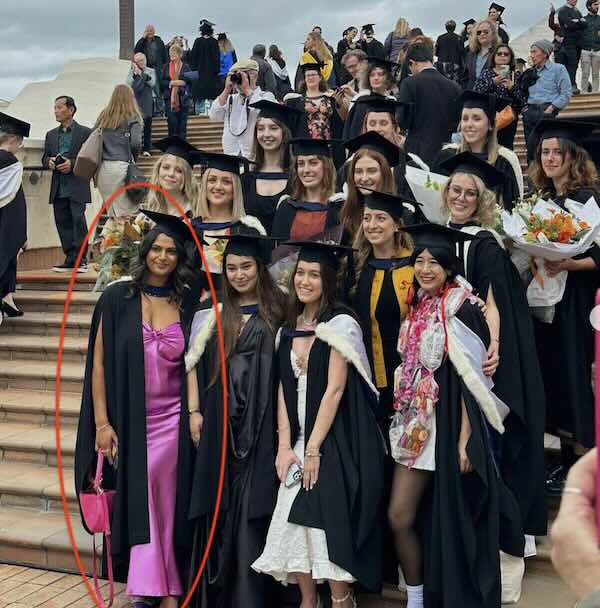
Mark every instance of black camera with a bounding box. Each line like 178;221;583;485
230;72;242;84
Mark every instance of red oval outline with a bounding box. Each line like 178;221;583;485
54;181;228;607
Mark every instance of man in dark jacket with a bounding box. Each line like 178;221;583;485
134;25;168;97
251;44;278;95
435;20;463;81
398;42;462;167
41;96;92;272
558;0;588;91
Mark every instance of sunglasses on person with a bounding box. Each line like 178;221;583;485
477;30;491;35
496;51;510;56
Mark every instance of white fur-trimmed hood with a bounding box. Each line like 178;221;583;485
185;304;222;372
239;214;267;235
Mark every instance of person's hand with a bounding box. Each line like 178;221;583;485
493;73;506;86
483;339;500;377
48;157;56;170
544;258;575;277
56;159;72;174
223;74;234;95
458;432;473;474
544;104;556;114
239;71;252;96
303;453;320;490
95;425;118;465
339;83;355;98
275;446;301;482
189;412;203;447
551;449;600;599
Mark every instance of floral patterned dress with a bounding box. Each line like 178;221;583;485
304;96;334;140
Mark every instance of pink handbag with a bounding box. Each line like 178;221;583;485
79;451;115;608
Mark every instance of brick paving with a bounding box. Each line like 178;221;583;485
0;564;129;608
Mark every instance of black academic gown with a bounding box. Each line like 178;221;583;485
241;171;290;235
455;226;547;536
0;151;26;298
533;189;600;448
435;146;520;211
271;197;342;241
423;300;523;608
359;38;386;60
190;36;221;100
278;308;386;591
342;92;400;141
187;313;279;608
74;281;194;582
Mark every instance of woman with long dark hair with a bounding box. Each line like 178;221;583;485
252;240;385;608
388;223;522;608
267;45;293;100
272;139;344;241
75;211;196;608
528;118;600;493
186;230;285;608
242;100;300;234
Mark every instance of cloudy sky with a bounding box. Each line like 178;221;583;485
2;1;550;101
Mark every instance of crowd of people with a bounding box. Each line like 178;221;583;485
0;3;600;608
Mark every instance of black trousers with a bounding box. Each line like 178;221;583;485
166;104;188;139
53;197;88;264
143;116;153;152
562;43;580;86
523;105;557;162
0;257;17;299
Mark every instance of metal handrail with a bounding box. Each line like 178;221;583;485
22;165;51;171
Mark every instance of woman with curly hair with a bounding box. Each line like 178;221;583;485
437;152;547;553
528;118;600;494
75;211;197;608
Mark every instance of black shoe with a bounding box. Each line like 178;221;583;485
1;301;24;317
546;465;567;496
52;262;75;273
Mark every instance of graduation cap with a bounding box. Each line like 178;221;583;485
489;3;505;14
362;24;376;35
435;151;504;189
153;136;199;166
0;112;31;138
249;99;303;131
463;18;476;27
403;223;477;258
363;190;413;222
354;94;408;115
216;231;278;263
199;19;215;27
366;56;398;72
285;240;353;270
141;209;195;244
532;118;600;146
298;62;325;75
460;90;511;123
193;150;246;175
344;131;400;168
290;138;334;157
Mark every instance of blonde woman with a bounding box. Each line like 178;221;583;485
464;19;499;89
300;32;334;81
217;33;237;90
435;90;522;210
437;151;547;560
95;84;143;217
384;17;411;63
142;136;198;216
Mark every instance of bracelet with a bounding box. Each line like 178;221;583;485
305;449;322;458
96;423;111;432
491;337;500;343
188;409;201;415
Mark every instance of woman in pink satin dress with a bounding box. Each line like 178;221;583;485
75;210;197;608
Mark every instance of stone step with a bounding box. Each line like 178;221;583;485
0;388;80;426
13;290;99;315
0;421;76;467
1;312;92;338
0;359;84;393
0;335;88;363
17;270;98;293
0;507;94;573
0;462;77;513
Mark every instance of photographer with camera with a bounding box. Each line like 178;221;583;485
126;53;156;156
209;59;276;158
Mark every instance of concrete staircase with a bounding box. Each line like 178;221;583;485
0;271;578;606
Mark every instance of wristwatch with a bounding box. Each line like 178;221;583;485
577;590;600;608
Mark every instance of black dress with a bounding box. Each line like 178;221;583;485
0;151;26;299
271;198;342;241
74;282;195;582
421;300;523;608
533;188;600;448
434;146;521;211
187;310;279;608
241;171;289;235
454;225;547;535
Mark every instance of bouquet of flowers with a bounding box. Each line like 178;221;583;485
405;165;449;225
92;216;150;291
500;197;600;310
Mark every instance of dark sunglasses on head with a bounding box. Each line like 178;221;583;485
477;30;490;35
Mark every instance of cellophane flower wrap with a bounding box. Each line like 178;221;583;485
405;165;449;225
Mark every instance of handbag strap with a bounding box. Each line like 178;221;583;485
92;533;114;608
93;451;105;491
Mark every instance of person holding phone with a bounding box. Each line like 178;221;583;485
473;44;527;149
185;230;285;608
75;211;197;608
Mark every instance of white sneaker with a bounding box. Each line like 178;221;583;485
76;264;88;273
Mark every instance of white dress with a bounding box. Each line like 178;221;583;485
251;350;355;584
